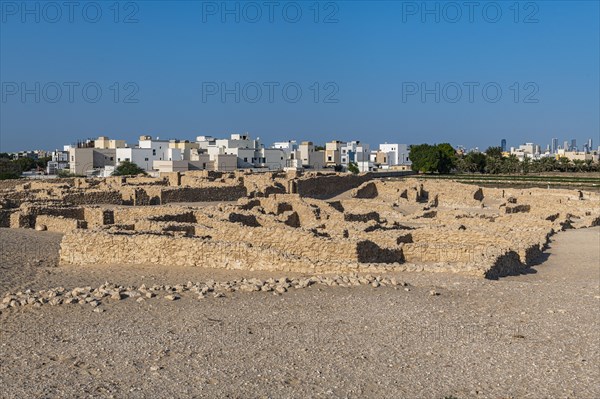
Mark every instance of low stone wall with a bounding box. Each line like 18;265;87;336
22;204;85;220
36;215;86;233
352;182;379;199
0;209;16;227
9;212;32;228
63;190;123;205
191;222;365;263
112;206;194;225
59;230;401;274
297;173;371;199
83;207;115;228
160;186;247;203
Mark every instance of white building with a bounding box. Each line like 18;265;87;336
115;147;154;171
379;143;410;166
195;133;286;170
510;142;541;160
340;141;372;172
272;140;298;155
138;135;171;162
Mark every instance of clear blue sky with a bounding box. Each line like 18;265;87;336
1;0;598;152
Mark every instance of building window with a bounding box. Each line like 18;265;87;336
244;157;248;162
153;149;156;156
144;158;149;161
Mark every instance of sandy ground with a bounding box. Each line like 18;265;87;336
0;227;598;398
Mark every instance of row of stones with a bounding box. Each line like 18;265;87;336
1;274;414;313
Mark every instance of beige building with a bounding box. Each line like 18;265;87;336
556;150;599;162
69;147;116;176
94;136;126;149
374;150;389;165
298;142;325;169
169;140;200;160
325;141;343;166
154;153;237;173
213;153;238;171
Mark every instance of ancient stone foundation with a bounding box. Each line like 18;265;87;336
2;172;598;279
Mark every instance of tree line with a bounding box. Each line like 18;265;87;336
0;154;52;180
409;144;600;174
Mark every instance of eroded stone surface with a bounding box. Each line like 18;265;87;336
1;173;598;279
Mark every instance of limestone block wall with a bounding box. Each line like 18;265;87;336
10;212;33;228
62;190;123;205
36;215;87;233
0;209;15;227
112;206;195;225
20;204;85;220
59;230;400;273
352;182;379;199
83;207;115;228
160;186;247;203
297;173;371;199
192;223;364;263
0;179;30;191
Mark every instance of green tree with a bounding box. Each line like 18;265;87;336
347;162;360;174
572;159;586;172
521;157;531;174
463;152;487;173
0;159;21;180
112;160;146;176
35;156;52;169
13;157;36;172
502;155;520;174
409;144;436;173
558;157;571;172
435;143;457;174
409;143;456;174
484;156;503;174
485;146;503;159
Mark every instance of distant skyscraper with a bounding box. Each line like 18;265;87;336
501;139;506;152
588;138;593;152
551;138;558;154
571;139;576;152
563;140;569;151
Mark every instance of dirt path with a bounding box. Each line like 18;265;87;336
0;227;598;398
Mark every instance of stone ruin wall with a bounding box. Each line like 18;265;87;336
35;215;87;234
2;172;599;279
296;173;371;199
58;230;400;274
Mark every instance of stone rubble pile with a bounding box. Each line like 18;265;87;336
0;274;410;313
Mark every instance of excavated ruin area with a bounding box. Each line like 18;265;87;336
1;172;598;279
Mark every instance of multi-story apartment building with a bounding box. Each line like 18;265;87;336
325;140;344;166
378;143;411;168
296;141;324;169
